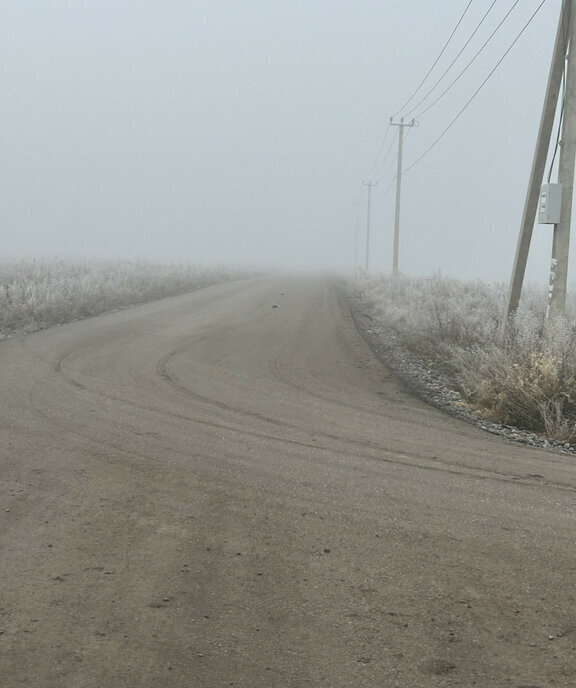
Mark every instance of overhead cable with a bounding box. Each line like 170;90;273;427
373;176;397;209
402;0;499;118
392;0;474;117
403;0;548;177
409;0;524;120
373;129;399;180
367;123;392;178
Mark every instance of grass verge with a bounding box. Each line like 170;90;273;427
0;259;250;337
350;272;576;444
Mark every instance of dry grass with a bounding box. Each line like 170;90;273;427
0;259;248;336
352;272;576;442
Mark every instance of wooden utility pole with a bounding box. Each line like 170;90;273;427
390;118;416;277
363;180;377;272
505;0;571;321
549;1;576;318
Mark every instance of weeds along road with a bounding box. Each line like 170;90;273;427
1;276;576;688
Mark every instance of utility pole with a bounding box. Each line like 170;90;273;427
549;0;576;319
363;180;377;272
353;201;361;274
505;0;571;322
390;117;416;277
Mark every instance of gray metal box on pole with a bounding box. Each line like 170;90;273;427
538;183;563;224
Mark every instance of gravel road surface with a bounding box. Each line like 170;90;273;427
1;276;575;687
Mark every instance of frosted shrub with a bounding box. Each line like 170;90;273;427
352;272;576;442
0;259;246;336
457;346;576;434
355;273;503;369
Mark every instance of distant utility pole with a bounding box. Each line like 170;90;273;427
390;117;416;278
505;0;573;322
353;201;361;274
363;180;377;272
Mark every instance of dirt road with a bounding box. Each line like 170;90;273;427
1;277;575;687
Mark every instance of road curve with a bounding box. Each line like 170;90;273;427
1;276;575;687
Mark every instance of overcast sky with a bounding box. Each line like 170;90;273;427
0;1;567;283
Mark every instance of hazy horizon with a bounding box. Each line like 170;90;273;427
0;1;569;285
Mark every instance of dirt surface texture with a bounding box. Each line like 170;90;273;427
1;276;575;688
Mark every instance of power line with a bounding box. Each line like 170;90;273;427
402;0;499;118
546;66;566;183
373;175;397;209
367;123;392;178
368;79;421;177
410;0;524;120
403;0;549;177
372;172;397;208
373;129;399;180
393;0;474;117
403;126;415;145
375;132;415;206
373;129;416;207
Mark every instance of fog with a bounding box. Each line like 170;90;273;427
0;1;567;283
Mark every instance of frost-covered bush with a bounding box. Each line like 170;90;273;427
457;345;576;435
356;273;504;370
352;272;576;442
0;259;246;335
